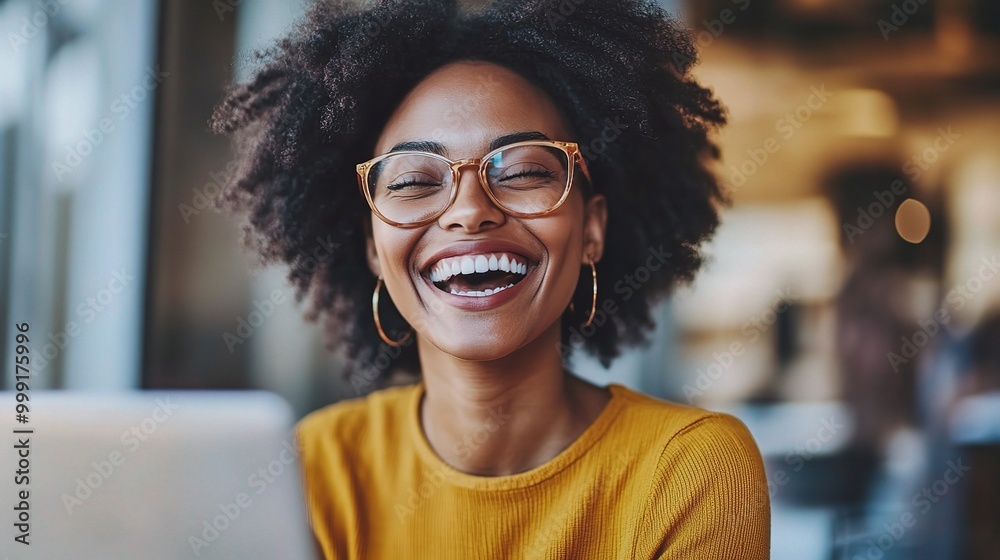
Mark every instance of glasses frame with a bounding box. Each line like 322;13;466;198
357;139;593;228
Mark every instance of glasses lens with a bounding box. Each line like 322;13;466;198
485;144;570;215
367;154;452;224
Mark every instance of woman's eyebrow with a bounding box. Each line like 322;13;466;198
386;131;551;156
489;131;550;151
387;140;447;155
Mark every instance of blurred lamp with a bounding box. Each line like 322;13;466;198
895;198;932;244
835;88;899;138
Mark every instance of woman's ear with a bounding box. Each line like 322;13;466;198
364;219;382;277
582;194;607;264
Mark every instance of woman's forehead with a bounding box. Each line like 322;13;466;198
374;61;572;156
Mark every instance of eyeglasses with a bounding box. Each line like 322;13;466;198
357;139;592;228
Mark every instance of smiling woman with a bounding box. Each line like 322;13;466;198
210;1;769;559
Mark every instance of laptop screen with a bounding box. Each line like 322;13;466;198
1;390;316;560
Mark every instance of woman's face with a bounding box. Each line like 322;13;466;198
367;60;606;362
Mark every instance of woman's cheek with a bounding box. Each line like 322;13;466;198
373;229;419;297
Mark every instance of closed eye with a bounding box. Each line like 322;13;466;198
386;179;443;191
498;167;556;182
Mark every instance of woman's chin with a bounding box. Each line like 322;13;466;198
424;332;524;363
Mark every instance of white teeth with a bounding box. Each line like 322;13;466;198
427;252;530;284
450;283;516;297
475;255;489;273
461;256;475;275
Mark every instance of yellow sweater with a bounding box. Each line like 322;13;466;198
295;382;770;559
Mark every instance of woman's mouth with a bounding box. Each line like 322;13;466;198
424;252;532;297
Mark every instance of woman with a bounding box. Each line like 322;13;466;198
211;1;770;558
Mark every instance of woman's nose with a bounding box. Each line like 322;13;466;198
437;164;506;232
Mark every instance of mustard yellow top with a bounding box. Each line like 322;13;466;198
295;382;770;559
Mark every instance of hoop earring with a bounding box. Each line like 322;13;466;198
372;276;412;347
583;258;597;328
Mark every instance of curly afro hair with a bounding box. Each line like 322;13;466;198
210;0;727;386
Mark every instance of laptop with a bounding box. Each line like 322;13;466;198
1;390;316;560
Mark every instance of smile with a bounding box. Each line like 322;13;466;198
425;252;532;297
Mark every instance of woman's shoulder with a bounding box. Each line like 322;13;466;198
609;385;770;556
608;384;765;484
610;384;758;448
295;382;420;448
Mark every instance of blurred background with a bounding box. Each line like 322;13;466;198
2;0;999;557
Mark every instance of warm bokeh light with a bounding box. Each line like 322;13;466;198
834;89;899;139
895;198;932;244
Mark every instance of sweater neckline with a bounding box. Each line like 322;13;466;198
407;381;628;491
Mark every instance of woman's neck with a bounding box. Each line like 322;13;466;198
415;323;611;476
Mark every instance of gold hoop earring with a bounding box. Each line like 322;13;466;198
583;258;597;328
372;276;412;347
